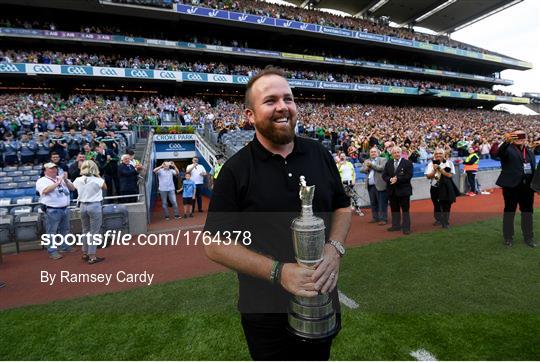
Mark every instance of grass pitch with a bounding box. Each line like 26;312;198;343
1;213;538;360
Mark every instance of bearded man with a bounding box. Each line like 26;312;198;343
203;67;352;360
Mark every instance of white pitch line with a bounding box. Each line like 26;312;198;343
410;349;438;361
338;290;359;309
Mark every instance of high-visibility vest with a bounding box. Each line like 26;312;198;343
213;163;223;179
338;161;355;182
464;153;479;172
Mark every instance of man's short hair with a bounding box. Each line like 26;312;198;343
244;66;287;109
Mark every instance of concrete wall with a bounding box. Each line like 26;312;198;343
354;169;501;207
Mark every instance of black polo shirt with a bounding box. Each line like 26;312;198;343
205;135;349;313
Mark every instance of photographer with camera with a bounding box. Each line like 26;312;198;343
496;130;537;247
36;162;76;260
153;161;181;220
425;148;458;229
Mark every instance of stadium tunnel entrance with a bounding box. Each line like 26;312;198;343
149;133;218;211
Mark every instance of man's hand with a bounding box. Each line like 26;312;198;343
504;132;517;143
280;263;318;297
390;176;397;184
311;243;341;294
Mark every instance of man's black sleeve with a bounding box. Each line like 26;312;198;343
204;164;240;234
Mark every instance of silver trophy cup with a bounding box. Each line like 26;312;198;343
288;176;337;340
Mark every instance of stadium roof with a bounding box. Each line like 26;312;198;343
285;0;523;34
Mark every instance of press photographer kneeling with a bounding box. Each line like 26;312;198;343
425;148;458;229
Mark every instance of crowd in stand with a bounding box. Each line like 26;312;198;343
210;101;540;162
177;0;489;54
2;93;539;167
0;49;509;96
0;17;506;77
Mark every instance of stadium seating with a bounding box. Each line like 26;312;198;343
0;215;13;246
13;213;41;253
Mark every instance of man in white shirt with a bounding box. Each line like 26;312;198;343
36;162;76;260
153;161;181;220
186;157;207;213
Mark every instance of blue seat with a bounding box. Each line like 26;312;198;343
6;171;23;177
4;189;25;198
13;196;33;205
0;172;7;177
14;213;41;251
18;181;36;189
10;206;33;216
0;215;13;245
13;176;30;183
18;166;33;172
29;175;40;181
0;208;9;216
23;170;40;176
2;166;18;172
0;198;11;207
33;165;43;170
0;177;13;184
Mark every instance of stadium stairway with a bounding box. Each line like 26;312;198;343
133;138;148;161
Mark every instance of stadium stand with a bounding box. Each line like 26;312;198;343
0;0;536;255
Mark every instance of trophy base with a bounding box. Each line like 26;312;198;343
287;298;337;341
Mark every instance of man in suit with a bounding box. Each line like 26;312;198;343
362;147;388;225
496;130;536;247
118;154;143;203
382;146;413;235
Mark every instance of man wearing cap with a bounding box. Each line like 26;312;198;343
36;162;76;259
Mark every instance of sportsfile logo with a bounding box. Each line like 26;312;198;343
99;68;119;76
129;69;149;78
32;65;54;73
66;66;89;75
186;73;204;81
0;63;20;72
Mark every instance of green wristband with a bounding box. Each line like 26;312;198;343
269;260;279;284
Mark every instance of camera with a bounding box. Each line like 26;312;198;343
432;160;441;165
516;133;526;140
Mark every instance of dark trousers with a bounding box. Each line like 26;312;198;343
20;155;34;165
368;184;388;222
191;184;204;212
4;155;18;165
502;181;534;241
430;186;452;226
37;154;49;164
466;171;477;193
119;189;138;204
241;314;332;361
389;194;410;231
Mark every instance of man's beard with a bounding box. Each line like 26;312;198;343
255;115;296;145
